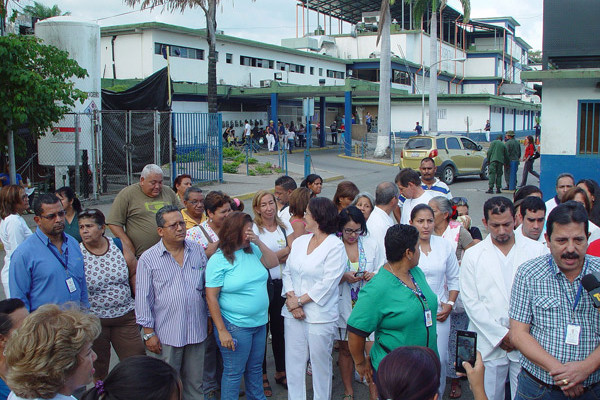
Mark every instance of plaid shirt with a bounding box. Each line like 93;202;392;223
510;254;600;386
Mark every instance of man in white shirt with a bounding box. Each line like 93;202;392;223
366;182;398;247
460;197;547;400
243;120;251;142
514;196;548;246
396;168;434;225
420;157;452;199
545;173;575;214
274;175;296;233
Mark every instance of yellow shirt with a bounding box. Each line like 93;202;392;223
182;208;206;230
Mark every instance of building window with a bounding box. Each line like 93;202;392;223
319;68;323;76
578;101;600;155
310;66;314;75
438;109;447;120
154;42;204;60
392;70;411;85
276;61;305;74
327;70;344;79
226;53;232;64
240;55;274;69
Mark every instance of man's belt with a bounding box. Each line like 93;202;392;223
523;369;598;392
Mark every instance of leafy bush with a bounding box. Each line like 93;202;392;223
223;162;240;174
223;147;241;159
248;157;258;165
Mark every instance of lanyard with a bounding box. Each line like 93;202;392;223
395;270;430;311
550;257;586;319
38;234;69;271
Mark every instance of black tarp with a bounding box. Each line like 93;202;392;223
101;67;172;111
100;68;172;178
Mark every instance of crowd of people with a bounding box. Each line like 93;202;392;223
0;159;600;400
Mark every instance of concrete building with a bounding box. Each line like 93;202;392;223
100;2;539;141
521;0;600;197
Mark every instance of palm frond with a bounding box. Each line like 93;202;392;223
459;0;471;22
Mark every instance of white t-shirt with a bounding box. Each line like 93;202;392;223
400;191;434;225
244;123;251;137
366;206;394;248
277;206;293;234
252;223;287;280
0;214;33;296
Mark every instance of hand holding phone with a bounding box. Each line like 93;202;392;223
354;271;365;278
455;330;477;374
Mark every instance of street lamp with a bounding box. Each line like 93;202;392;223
420;57;467;134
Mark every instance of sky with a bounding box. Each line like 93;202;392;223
10;0;544;50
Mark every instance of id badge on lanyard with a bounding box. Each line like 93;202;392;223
424;310;433;327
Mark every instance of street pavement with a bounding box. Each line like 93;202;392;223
2;148;539;399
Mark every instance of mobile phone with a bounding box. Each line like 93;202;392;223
455;330;477;373
354;271;365;278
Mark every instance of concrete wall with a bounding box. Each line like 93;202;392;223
464;83;496;95
539;78;600;197
390;102;490;133
465;58;495;77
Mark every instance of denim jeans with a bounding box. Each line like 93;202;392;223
516;370;600;400
215;318;266;400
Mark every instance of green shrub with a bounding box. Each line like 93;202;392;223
223;147;241;159
248;157;258;164
223;162;240;174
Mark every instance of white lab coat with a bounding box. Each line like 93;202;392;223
460;234;548;362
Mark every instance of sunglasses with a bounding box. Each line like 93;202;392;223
451;197;469;207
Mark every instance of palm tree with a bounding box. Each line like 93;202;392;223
124;0;250;114
412;0;470;134
23;2;70;20
373;0;393;157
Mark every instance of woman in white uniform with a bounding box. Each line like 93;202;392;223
336;206;384;400
409;203;460;398
282;197;346;400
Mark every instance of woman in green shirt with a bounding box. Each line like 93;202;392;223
347;224;438;386
56;186;82;242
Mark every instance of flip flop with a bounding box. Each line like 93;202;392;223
450;379;462;398
263;378;272;397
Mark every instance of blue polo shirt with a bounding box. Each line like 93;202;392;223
9;229;89;311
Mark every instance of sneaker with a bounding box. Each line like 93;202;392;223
485;189;494;194
496;189;502;194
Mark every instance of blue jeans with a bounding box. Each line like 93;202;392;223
516;370;600;400
215;318;266;400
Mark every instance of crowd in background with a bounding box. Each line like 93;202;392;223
0;160;599;400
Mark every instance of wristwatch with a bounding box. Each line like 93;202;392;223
446;301;455;308
143;332;156;341
297;297;304;307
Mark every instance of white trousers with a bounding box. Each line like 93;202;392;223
484;357;520;400
284;318;336;400
267;134;275;151
437;316;450;397
1;265;10;298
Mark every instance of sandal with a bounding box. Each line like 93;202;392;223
450;379;462;399
263;378;272;397
342;395;354;399
275;375;288;389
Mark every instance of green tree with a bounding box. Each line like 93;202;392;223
529;49;542;64
22;1;70;19
0;34;87;179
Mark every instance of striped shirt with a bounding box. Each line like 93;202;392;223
135;239;208;347
510;254;600;386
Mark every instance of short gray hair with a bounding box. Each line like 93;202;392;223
183;187;203;202
155;205;181;227
430;196;453;221
556;173;575;187
350;192;375;209
375;182;399;206
141;164;164;179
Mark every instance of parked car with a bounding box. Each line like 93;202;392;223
400;134;488;184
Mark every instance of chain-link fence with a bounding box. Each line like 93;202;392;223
17;110;222;202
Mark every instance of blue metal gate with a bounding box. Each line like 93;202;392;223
172;113;223;183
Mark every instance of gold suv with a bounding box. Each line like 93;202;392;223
400;134;488;185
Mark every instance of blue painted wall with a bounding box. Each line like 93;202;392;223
540;154;600;201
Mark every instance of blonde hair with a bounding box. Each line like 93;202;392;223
252;190;285;234
5;304;101;399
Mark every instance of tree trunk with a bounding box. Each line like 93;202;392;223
373;5;391;158
205;0;217;114
428;8;438;134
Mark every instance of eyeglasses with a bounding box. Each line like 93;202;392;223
451;197;468;207
188;200;203;206
39;210;66;220
162;221;186;230
343;228;363;236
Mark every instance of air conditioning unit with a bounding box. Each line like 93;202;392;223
260;79;272;88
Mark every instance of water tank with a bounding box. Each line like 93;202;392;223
35;17;100;188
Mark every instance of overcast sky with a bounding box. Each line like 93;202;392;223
12;0;544;50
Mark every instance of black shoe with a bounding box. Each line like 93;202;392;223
485;189;494;194
496;189;502;194
502;186;509;190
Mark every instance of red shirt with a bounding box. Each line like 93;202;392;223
524;143;535;159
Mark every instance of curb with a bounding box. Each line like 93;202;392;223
234;174;345;201
337;154;401;167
